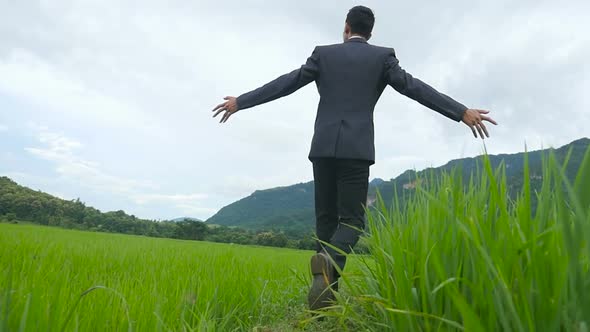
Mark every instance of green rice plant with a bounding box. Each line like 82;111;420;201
332;146;590;331
0;225;316;331
2;146;588;331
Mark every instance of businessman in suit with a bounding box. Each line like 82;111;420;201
212;6;497;310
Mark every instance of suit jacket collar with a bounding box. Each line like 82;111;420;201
345;37;368;44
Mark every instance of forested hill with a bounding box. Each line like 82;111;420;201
206;179;384;233
0;178;315;249
2;137;588;245
207;138;590;232
0;176;195;236
206;181;315;232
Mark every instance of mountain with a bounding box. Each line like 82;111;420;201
0;177;311;248
207;178;387;234
207;182;316;233
207;138;590;232
372;137;589;209
370;178;386;186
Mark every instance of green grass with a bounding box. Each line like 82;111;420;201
0;224;328;331
2;146;589;331
326;147;590;331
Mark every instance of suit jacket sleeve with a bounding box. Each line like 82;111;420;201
384;49;467;122
236;47;320;111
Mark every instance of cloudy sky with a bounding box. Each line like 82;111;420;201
1;0;588;220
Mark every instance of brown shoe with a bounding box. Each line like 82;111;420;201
307;252;335;310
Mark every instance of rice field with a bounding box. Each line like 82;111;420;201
327;149;590;331
2;147;589;331
0;224;321;331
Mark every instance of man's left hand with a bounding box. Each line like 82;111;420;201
212;96;239;123
461;109;498;139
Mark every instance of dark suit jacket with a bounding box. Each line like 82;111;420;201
236;38;467;164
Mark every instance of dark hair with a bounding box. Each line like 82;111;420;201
346;6;375;38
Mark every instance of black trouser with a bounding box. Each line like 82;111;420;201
312;157;370;279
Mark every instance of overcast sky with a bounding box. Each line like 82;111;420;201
1;1;588;220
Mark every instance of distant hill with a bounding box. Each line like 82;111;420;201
370;178;386;186
0;176;167;235
207;138;590;233
207;179;385;234
207;182;316;234
372;137;589;208
0;177;310;248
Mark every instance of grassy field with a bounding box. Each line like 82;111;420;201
326;150;590;331
0;224;327;331
2;147;589;331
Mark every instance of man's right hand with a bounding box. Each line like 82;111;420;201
212;96;239;123
461;109;498;139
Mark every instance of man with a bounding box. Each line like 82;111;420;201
212;6;497;310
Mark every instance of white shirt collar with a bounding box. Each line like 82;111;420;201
348;35;366;40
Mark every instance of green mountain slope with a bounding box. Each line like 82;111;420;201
0;176;178;236
0;177;315;248
208;182;316;233
207;138;590;232
374;137;590;206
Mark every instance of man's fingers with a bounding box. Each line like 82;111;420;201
475;123;485;139
464;109;495;138
213;108;225;118
212;102;226;112
479;122;489;137
222;112;233;123
482;116;498;125
213;102;227;112
218;110;233;123
212;105;223;114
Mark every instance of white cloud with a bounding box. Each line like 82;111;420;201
133;193;213;219
174;205;218;218
25;126;155;194
1;1;589;220
134;193;209;205
23;126;211;219
0;50;163;134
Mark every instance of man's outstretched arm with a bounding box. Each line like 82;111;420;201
384;49;497;138
212;47;320;123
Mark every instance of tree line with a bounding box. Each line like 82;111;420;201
0;177;317;250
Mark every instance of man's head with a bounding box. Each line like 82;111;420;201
343;6;375;42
